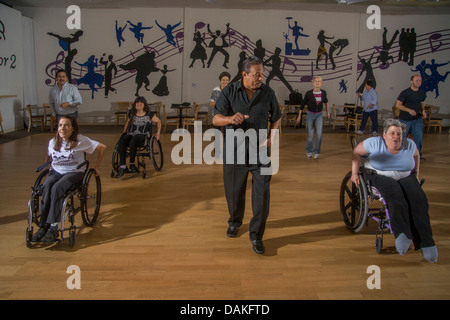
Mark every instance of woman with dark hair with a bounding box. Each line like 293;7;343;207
32;115;106;242
115;96;161;178
210;71;231;108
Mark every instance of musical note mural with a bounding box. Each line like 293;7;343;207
44;19;185;99
42;12;449;103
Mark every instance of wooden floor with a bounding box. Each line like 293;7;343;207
1;126;449;300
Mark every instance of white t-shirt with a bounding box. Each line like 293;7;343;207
48;134;99;174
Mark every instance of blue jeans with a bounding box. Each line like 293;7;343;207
359;110;378;132
400;118;424;156
306;112;323;154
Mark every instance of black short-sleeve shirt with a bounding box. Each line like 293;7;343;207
214;80;281;166
397;88;426;121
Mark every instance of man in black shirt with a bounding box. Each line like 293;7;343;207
213;56;281;254
396;74;427;159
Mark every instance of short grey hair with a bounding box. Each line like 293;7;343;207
242;56;263;74
383;118;406;134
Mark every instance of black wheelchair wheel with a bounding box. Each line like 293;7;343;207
339;171;368;233
376;236;383;254
150;136;163;171
111;143;120;177
29;168;50;226
26;228;33;248
69;226;76;248
81;168;101;226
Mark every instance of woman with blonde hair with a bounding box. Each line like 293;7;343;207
297;76;330;159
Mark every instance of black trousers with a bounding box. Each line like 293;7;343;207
364;172;435;250
223;164;271;241
40;170;84;227
117;134;145;165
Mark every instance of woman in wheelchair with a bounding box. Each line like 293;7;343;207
32;115;106;242
114;96;161;178
351;118;437;262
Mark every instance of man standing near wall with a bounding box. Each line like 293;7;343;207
49;69;82;122
212;56;281;255
396;74;427;160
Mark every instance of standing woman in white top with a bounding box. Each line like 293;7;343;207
32;115;106;243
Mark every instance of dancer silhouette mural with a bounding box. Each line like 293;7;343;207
153;65;176;97
264;47;294;94
206;23;231;69
357;51;376;94
119;51;159;97
47;30;83;84
75;55;104;99
375;27;399;67
316;30;334;69
100;53;118;98
189;31;208;68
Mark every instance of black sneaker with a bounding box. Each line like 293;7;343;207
129;164;139;173
251;240;265;254
227;225;239;238
41;227;59;243
31;227;48;242
115;167;128;178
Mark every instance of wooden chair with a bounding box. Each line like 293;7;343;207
283;105;300;128
0;110;4;135
424;104;443;134
182;102;199;129
26;104;44;132
347;109;363;132
392;105;400;119
332;104;347;129
43;103;56;132
162;104;179;133
114;101;130;126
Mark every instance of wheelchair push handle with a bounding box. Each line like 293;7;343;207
36;161;51;173
76;160;90;170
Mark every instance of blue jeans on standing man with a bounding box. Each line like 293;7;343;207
306;111;323;154
399;118;424;157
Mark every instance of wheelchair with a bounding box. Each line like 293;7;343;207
111;131;163;179
26;160;101;248
339;136;424;253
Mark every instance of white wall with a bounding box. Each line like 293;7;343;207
0;4;24;132
8;5;450;127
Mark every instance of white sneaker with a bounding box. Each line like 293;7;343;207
372;131;378;136
313;153;320;159
306;152;313;158
355;130;363;135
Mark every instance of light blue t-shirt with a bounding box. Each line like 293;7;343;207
363;136;416;171
361;87;378;112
